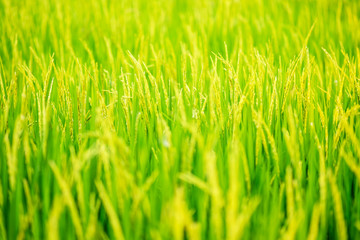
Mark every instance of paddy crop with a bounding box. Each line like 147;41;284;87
0;0;360;239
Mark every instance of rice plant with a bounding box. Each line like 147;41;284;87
0;0;360;239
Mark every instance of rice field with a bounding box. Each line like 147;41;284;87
1;0;360;239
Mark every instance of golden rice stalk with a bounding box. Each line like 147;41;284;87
322;49;338;105
163;187;196;240
131;170;159;220
17;64;40;94
0;64;6;105
173;81;187;124
328;171;348;240
228;197;260;240
333;98;342;125
240;143;252;194
29;47;45;72
129;52;153;115
255;126;262;166
187;223;201;240
342;118;360;160
282;210;304;240
260;128;270;161
303;56;312;134
340;145;360;185
226;136;241;235
49;162;84;240
213;78;224;128
268;76;278;126
42;55;54;104
104;37;115;75
181;135;197;171
47;196;65;240
248;69;256;106
95;181;124;240
262;121;280;177
17;214;31;240
333;103;360;149
299;49;308;111
85;194;101;240
253;110;269;164
283;108;301;180
281;55;301;114
120;72;132;136
75;173;86;225
20;86;28;118
36;93;43;141
4;132;15;190
82;40;95;63
316;104;328;157
178;172;211;194
311;124;327;228
143;63;161;111
23;179;34;224
322;48;342;78
307;203;321;240
23;131;33;183
317;104;326;130
234;94;246;123
206;150;224;239
354;218;360;231
181;47;188;90
97;141;113;199
285;167;295;220
53;67;66;113
133;112;142;150
42;101;52;158
348;57;357;97
5;116;25;190
0;100;9;135
160;74;170;110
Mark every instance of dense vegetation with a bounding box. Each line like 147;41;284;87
1;0;360;239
